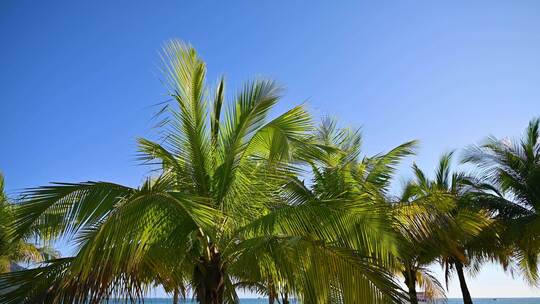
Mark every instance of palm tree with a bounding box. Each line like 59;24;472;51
404;153;496;304
393;185;452;304
299;120;478;304
0;173;58;274
393;152;496;304
281;118;418;303
463;117;540;284
0;41;404;304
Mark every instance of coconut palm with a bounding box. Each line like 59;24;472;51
0;173;58;274
293;120;474;304
0;41;404;304
463;118;540;284
403;153;496;304
393;184;452;304
392;152;497;304
281;118;418;303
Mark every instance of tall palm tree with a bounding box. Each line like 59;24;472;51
463;117;540;284
0;41;404;304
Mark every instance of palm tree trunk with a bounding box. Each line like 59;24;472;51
172;288;179;304
455;261;473;304
403;267;418;304
268;280;276;304
282;292;289;304
194;250;225;304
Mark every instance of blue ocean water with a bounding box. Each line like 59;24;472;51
445;300;540;304
129;299;539;303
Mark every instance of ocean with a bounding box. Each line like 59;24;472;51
444;300;540;304
127;299;539;303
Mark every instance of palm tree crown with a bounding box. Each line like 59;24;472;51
463;117;540;283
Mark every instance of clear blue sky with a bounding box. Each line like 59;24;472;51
1;0;540;298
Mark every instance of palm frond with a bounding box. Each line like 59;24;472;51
160;40;212;195
14;182;134;241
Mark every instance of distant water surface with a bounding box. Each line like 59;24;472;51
445;300;539;304
116;299;539;303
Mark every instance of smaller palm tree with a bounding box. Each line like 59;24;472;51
0;173;58;273
394;153;493;304
284;118;420;303
409;153;498;304
393;186;452;304
463;118;540;284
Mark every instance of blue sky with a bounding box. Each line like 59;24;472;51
1;0;540;298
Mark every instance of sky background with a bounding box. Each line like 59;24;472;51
1;0;540;298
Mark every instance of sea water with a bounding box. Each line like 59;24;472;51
444;300;540;304
124;299;539;303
